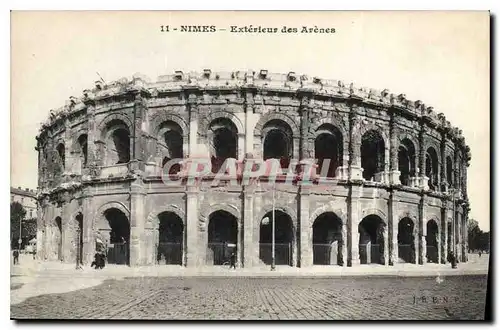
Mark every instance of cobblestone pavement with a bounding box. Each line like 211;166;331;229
11;275;487;320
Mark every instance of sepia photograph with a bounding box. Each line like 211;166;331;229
9;10;490;320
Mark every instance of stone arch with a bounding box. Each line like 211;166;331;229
356;122;389;147
199;111;244;137
309;203;347;227
424;215;441;236
309;117;348;140
256;204;298;229
200;203;241;231
96;113;133;140
360;208;388;225
397;211;418;235
397;131;419;153
150;112;189;139
93;201;130;229
146;205;186;229
253;112;300;138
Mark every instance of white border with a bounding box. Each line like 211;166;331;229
3;1;497;329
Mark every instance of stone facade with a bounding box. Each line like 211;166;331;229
11;187;37;219
35;70;471;267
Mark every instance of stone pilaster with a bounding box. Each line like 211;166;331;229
61;192;72;262
418;124;428;190
81;191;94;265
417;196;424;264
187;91;199;157
388;115;401;185
341;221;348;267
299;185;311;267
348;186;361;266
242;181;255;268
244;91;254;156
129;178;146;266
441;206;448;264
185;186;200;267
388;190;398;265
299;91;312;160
440;134;447;191
383;226;389;265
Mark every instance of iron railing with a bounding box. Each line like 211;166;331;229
206;242;237;265
312;243;343;265
259;243;292;266
359;243;383;264
426;245;439;263
155;242;183;265
107;242;129;265
398;244;415;263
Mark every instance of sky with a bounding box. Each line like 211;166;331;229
10;11;490;230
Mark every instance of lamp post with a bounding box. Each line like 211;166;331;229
18;217;22;250
271;182;276;271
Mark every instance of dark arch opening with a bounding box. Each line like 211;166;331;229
259;210;294;266
263;120;293;169
447;222;452;260
75;213;83;264
210;118;238;173
446;156;454;188
358;215;385;264
361;130;385;181
207;210;238;265
157;212;184;265
426;220;439;263
312;213;343;265
55;216;62;261
398;217;416;263
398;138;416;186
425;147;439;190
314;124;343;178
103;208;130;265
56;143;65;171
77;135;88;168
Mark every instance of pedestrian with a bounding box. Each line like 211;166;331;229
479;251;482;258
13;249;19;265
230;252;236;270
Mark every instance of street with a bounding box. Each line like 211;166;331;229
11;274;487;320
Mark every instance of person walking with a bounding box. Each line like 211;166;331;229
13;249;19;265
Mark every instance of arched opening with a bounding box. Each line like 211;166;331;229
77;134;88;169
398;217;416;263
102;208;130;265
359;215;385;264
446;156;453;188
398;138;416;186
425;147;439;191
56;143;65;171
314;124;343;178
207;210;238;265
75;213;83;264
209;118;238;174
263;120;293;169
54;216;62;261
104;120;131;165
312;213;343;265
361;130;385;181
426;220;439;263
159;121;183;175
156;212;184;265
259;210;294;266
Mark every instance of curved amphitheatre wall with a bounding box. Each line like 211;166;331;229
35;70;471;267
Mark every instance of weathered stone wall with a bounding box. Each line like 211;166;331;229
35;71;471;267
